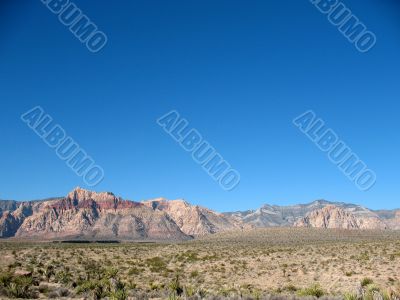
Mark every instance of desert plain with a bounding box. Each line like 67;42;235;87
0;228;399;299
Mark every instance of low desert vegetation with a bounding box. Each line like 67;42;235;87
0;228;399;299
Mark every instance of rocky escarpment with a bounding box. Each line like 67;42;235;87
1;190;399;240
0;203;33;237
9;188;189;240
224;200;335;228
225;200;399;230
376;210;400;230
294;205;388;230
0;200;18;214
143;198;249;236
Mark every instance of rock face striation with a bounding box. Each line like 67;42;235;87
1;188;190;240
0;188;244;240
1;190;399;240
294;205;387;230
0;203;33;238
142;198;248;236
0;200;18;214
224;200;398;230
224;200;338;227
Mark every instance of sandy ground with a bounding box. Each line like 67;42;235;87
0;228;399;299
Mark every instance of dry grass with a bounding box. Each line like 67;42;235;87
0;228;400;299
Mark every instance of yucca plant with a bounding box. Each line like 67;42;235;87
169;275;183;297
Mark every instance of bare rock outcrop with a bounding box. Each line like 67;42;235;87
15;187;188;240
143;198;248;236
294;205;387;230
0;203;33;237
1;190;399;240
382;211;400;230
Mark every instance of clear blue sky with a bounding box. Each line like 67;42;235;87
1;0;399;211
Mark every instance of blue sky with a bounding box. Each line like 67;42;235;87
1;0;399;211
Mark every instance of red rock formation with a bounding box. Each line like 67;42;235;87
14;188;188;240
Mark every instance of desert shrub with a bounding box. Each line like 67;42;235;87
362;284;382;300
182;251;199;262
4;276;37;299
76;278;110;299
146;257;168;273
106;267;119;279
345;271;355;277
358;252;370;262
76;267;126;300
343;292;358;300
126;280;137;290
109;288;127;300
149;281;160;290
43;265;55;281
76;279;99;293
128;267;140;275
0;272;13;287
169;275;184;297
361;278;374;287
184;285;197;297
55;270;72;284
283;284;298;292
297;284;325;298
82;260;103;280
388;277;396;284
190;270;199;278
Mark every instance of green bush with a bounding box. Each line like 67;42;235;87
297;284;325;298
146;257;167;272
76;267;126;300
344;292;358;300
169;275;183;297
5;276;36;299
361;277;374;287
128;267;140;275
0;272;13;287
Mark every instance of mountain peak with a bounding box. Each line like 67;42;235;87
308;199;334;206
142;197;243;235
295;205;388;230
144;197;189;204
66;187;116;203
2;191;400;241
260;199;334;209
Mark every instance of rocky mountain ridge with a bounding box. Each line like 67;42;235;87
223;200;399;229
1;189;399;240
142;198;249;235
294;205;387;230
0;188;244;240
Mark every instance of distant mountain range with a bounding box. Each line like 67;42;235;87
1;188;399;240
225;200;400;230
